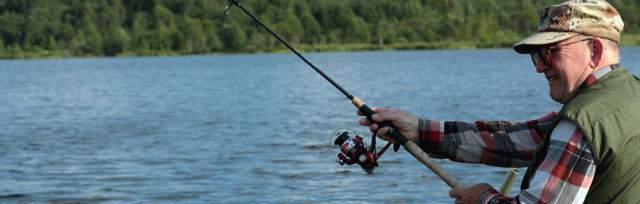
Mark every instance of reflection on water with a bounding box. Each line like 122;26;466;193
1;48;639;203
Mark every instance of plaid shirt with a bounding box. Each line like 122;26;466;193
418;114;596;204
418;116;596;204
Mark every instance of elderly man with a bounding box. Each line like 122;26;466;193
359;0;640;203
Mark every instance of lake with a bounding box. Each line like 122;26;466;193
1;48;639;203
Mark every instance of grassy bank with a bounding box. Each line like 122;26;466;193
622;35;640;45
2;34;640;59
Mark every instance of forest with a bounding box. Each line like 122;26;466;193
0;0;639;58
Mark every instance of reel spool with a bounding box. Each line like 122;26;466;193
330;128;393;174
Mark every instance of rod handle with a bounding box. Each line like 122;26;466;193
400;136;463;189
499;168;520;194
351;97;463;189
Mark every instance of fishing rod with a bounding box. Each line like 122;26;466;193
224;0;462;189
500;168;520;194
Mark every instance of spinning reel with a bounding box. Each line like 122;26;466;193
331;128;397;174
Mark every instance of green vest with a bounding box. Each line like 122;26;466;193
521;67;640;203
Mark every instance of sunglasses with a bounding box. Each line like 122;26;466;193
530;38;592;68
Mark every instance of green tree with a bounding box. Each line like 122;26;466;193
96;0;126;29
219;21;247;51
46;35;56;50
131;12;151;52
22;7;49;49
0;12;22;46
103;27;131;56
375;19;398;44
300;10;321;44
202;20;222;52
79;15;104;55
69;31;87;55
178;15;207;53
275;11;303;44
150;5;178;51
345;15;370;43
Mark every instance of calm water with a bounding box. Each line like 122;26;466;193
1;48;639;204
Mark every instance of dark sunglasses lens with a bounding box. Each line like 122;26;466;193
530;53;541;66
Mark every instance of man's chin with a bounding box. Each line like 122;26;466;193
549;92;564;104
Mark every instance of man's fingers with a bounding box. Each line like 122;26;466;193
376;127;389;138
363;119;396;140
449;187;463;198
375;127;398;143
369;123;379;133
357;108;403;138
372;110;399;123
371;113;392;123
358;118;369;126
371;114;382;122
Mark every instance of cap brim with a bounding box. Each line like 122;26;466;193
513;32;579;54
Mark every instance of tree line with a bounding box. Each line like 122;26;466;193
0;0;639;58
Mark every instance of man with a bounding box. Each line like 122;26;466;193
359;0;640;203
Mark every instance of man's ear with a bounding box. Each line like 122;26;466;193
590;38;604;68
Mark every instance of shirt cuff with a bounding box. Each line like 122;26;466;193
480;189;510;204
480;188;511;204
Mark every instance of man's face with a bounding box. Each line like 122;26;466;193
531;37;593;104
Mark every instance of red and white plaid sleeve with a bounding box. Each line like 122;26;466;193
513;119;595;204
417;112;557;167
419;116;596;204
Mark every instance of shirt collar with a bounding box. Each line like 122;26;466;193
583;64;620;87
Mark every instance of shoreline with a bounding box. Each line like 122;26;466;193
1;35;639;60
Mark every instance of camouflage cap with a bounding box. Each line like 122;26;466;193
513;0;624;54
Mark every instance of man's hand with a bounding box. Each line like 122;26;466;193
358;107;419;143
449;183;496;204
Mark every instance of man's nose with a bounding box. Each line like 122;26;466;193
534;60;547;73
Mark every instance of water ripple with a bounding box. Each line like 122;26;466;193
0;50;638;203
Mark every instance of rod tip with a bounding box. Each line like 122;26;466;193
224;0;235;16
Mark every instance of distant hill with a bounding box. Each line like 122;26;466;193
0;0;638;58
